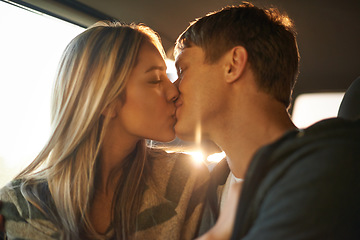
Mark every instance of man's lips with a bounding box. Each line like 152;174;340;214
175;98;183;108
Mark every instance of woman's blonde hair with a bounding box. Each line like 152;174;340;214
16;20;165;239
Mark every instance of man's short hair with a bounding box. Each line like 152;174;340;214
175;2;300;108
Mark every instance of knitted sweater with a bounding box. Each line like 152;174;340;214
0;152;210;240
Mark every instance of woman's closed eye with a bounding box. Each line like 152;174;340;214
149;78;162;84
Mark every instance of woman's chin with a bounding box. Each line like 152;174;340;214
161;134;176;143
151;132;176;143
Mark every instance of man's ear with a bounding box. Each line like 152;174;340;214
225;46;248;83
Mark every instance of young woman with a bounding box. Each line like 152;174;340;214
0;21;209;239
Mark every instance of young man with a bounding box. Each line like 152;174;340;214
174;3;360;239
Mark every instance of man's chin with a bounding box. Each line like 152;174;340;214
174;126;197;142
158;134;177;143
176;134;197;142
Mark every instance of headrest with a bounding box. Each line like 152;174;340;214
338;76;360;120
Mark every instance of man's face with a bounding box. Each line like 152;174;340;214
174;46;227;142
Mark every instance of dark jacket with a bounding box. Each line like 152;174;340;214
232;118;360;239
197;157;230;235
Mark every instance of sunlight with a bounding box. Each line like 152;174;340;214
185;151;205;164
165;59;177;83
0;2;84;187
292;92;345;128
195;121;202;144
207;151;226;163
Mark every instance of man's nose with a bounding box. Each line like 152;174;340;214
173;78;181;89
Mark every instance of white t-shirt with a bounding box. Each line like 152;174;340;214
220;172;243;211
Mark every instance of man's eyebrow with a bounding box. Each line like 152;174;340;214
145;65;166;73
175;59;182;70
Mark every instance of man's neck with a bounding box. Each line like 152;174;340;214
212;94;296;178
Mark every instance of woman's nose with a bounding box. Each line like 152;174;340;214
173;78;180;88
166;78;179;102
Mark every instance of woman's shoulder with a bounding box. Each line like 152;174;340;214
0;180;28;225
0;179;25;202
0;179;51;217
0;179;59;239
1;179;49;200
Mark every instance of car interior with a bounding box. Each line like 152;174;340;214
0;0;359;186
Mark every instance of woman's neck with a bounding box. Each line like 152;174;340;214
90;139;139;234
98;140;137;192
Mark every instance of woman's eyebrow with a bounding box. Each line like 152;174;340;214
145;65;166;73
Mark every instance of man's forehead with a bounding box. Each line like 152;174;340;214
174;48;187;66
175;46;201;66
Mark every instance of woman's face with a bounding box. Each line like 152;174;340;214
113;41;178;143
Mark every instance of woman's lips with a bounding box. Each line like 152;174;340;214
175;98;183;108
175;98;183;118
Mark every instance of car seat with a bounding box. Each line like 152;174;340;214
337;76;360;120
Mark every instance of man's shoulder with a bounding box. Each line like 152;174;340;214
301;117;360;138
271;118;360;161
252;118;360;210
245;117;360;214
234;118;360;239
